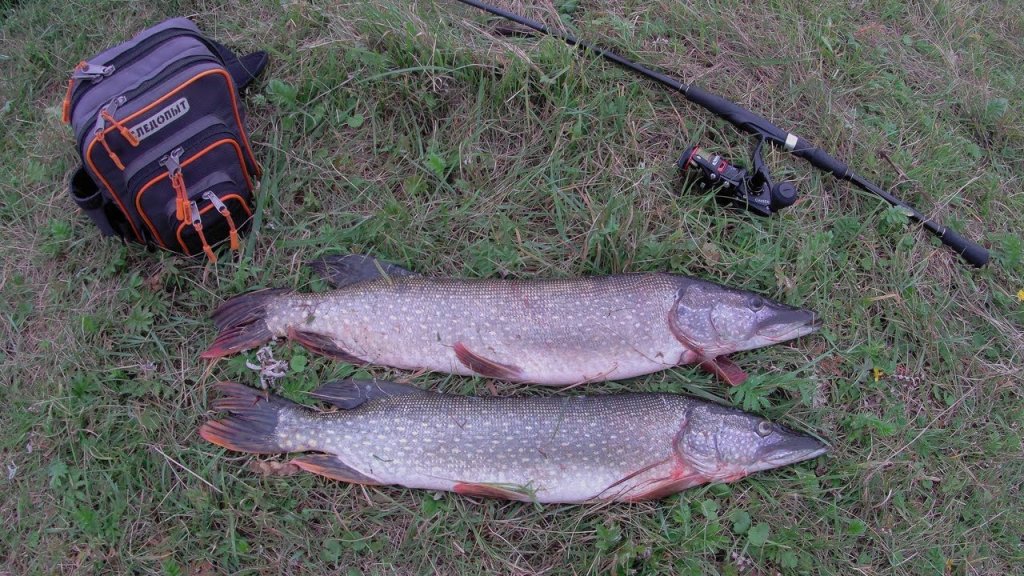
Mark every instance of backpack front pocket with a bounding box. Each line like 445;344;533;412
174;191;252;260
129;126;254;249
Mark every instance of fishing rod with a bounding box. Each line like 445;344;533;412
450;0;990;267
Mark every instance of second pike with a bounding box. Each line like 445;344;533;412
200;379;829;503
201;255;820;385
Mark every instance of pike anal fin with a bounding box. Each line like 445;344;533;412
453;482;534;501
453;342;523;380
622;474;707;502
291;454;380;485
288;328;365;364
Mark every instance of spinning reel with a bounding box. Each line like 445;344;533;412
678;139;798;217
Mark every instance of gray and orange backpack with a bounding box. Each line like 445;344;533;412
63;17;267;261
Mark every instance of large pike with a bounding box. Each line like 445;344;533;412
201;255;820;385
200;380;829;503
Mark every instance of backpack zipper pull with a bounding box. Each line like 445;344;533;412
190;201;217;263
160;148;187;222
71;63;116;81
63;63;116;123
93;102;126;170
62;62;89;124
203;191;240;252
100;96;139;147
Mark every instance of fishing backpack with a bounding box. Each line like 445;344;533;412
63;17;268;261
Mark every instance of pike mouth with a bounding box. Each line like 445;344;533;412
763;444;829;466
756;436;830;469
755;310;821;340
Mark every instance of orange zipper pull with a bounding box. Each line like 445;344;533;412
93;97;131;170
228;220;240;251
172;173;188;221
99;96;139;147
102;110;140;146
203;192;240;251
160;148;187;221
95;131;125;170
62;76;75;124
61;62;87;124
190;201;217;263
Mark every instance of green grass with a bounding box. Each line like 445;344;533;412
1;0;1023;573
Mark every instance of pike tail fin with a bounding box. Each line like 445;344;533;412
201;382;381;486
201;288;291;358
199;381;301;454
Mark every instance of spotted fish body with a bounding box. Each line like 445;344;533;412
202;255;820;386
267;275;690;385
200;381;829;503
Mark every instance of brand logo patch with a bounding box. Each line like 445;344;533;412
129;97;190;142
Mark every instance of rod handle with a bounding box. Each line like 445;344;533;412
938;227;989;267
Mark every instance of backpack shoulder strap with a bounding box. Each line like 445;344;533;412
208;38;269;90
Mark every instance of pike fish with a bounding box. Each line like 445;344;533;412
201;255;820;385
200;380;828;503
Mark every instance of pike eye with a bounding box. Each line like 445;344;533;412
756;420;773;437
748;296;765;312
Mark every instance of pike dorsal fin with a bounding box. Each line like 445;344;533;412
306;254;417;289
309;378;428;410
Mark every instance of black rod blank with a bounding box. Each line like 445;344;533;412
451;0;989;267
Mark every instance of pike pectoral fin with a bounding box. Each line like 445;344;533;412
288;328;364;364
453;342;523;380
699;355;748;386
453;482;534;502
291;454;380;485
311;378;428;410
306;254;417;288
